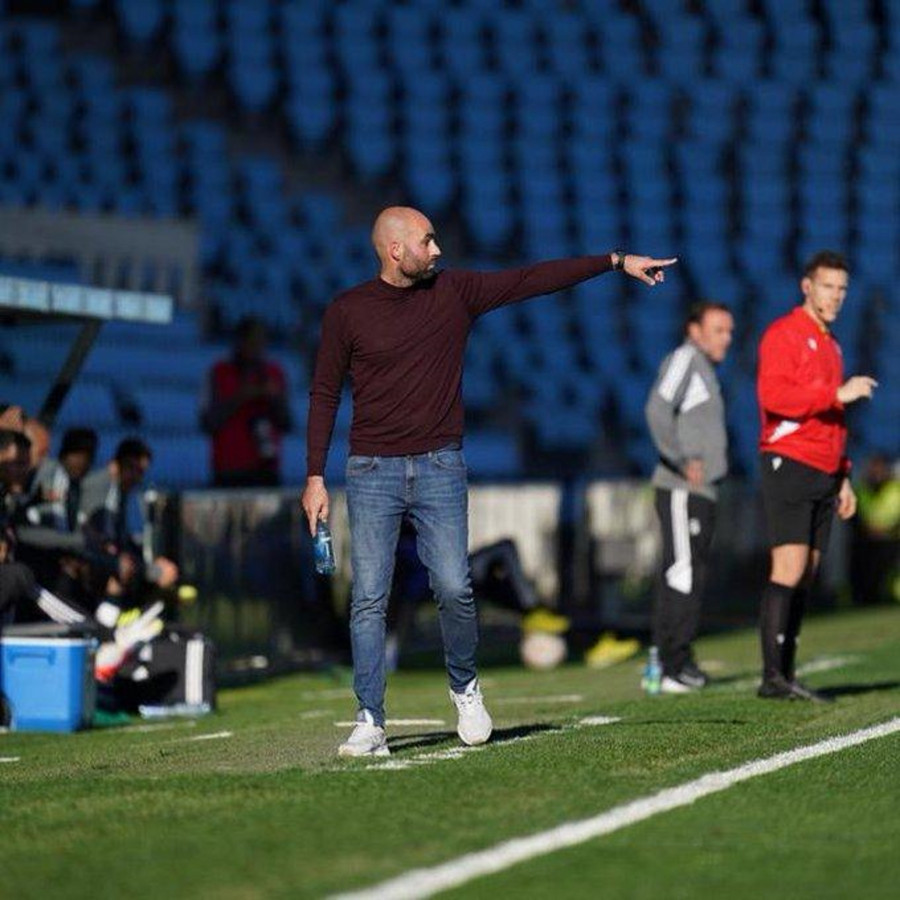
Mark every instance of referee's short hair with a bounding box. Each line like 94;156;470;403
684;301;731;335
803;250;849;277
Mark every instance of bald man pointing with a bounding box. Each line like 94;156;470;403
303;206;675;757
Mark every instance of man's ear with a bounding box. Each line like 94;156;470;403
390;240;402;262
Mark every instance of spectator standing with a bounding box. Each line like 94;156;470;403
851;453;900;605
200;316;292;487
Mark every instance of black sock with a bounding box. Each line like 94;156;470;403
782;585;809;682
760;582;794;682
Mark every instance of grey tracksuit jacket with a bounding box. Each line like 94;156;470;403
644;340;728;501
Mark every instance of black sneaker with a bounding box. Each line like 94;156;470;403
680;661;710;688
757;674;796;699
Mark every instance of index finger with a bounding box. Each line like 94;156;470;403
649;257;678;267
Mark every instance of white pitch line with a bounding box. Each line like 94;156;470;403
123;720;198;734
300;710;333;720
494;694;583;705
798;654;860;675
364;716;621;772
183;731;233;743
335;719;446;728
0;756;21;763
333;717;900;900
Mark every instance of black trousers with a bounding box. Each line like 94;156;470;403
653;488;717;676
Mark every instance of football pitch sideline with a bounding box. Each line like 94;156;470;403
2;606;899;900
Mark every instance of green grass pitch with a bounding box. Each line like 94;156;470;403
2;606;899;900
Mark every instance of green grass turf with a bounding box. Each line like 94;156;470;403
1;606;899;900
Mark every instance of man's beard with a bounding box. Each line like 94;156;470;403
401;260;436;283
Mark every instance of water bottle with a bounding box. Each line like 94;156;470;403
641;646;662;695
314;519;336;575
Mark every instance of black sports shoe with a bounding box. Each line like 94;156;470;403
680;661;710;688
758;675;796;699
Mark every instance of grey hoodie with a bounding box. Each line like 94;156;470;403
644;340;728;501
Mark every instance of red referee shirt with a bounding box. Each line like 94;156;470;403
757;306;849;475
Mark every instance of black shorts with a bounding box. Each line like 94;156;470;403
760;453;842;551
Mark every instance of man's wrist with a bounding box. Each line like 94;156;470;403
612;250;627;271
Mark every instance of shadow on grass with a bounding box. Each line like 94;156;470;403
819;680;900;699
707;673;758;686
388;722;561;754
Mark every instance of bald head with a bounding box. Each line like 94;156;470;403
372;206;441;287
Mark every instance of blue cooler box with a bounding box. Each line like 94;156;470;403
1;624;96;732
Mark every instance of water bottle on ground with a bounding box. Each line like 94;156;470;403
314;519;336;575
641;646;662;695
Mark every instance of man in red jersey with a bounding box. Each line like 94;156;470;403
756;250;878;701
302;205;676;757
200;316;292;487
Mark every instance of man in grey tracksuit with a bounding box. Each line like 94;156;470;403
644;302;734;692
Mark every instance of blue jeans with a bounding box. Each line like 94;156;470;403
345;446;477;726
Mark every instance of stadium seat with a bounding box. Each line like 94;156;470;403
115;0;165;45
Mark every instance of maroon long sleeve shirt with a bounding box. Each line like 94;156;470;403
306;255;613;476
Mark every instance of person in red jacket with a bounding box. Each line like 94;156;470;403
756;250;878;701
200;316;292;487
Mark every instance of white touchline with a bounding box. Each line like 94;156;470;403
184;731;233;742
362;716;622;773
335;719;446;727
123;720;198;734
330;717;900;900
577;716;622;726
0;757;21;763
495;694;584;705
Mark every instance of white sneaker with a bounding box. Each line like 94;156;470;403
338;710;390;758
450;678;493;746
660;675;696;694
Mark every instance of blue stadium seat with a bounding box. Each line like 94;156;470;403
173;27;221;80
656;15;707;84
230;61;277;113
771;21;820;83
115;0;165;45
623;81;674;141
56;382;119;430
465;202;515;255
144;435;211;488
544;13;592;83
683;82;738;142
712;18;764;84
599;14;645;80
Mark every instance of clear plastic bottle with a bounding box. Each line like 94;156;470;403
314;519;336;575
641;646;662;695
